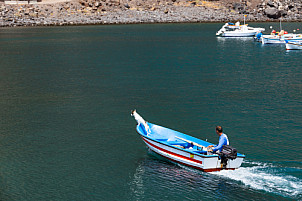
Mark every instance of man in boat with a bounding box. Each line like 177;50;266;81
207;126;229;153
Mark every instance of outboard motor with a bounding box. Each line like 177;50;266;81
218;145;237;169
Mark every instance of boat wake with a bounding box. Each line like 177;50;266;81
210;160;302;199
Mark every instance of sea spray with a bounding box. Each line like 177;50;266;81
210;160;302;199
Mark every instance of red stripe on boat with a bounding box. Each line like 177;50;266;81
158;152;235;172
141;137;236;172
141;136;202;165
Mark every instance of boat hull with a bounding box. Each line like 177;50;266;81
221;31;257;37
139;131;244;172
261;37;284;44
285;42;302;50
261;35;302;44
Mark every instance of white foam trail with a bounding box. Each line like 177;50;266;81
211;161;302;199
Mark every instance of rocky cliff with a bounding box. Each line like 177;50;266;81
1;0;302;27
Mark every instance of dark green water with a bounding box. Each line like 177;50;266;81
0;23;301;200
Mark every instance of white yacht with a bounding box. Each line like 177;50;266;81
216;22;265;37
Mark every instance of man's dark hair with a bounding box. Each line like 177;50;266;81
216;126;223;133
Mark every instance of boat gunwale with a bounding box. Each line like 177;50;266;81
136;125;246;159
145;144;237;172
286;42;302;47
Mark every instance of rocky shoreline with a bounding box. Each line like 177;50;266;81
1;0;302;27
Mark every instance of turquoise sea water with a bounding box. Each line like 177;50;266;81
0;23;301;200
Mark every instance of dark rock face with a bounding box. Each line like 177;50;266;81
280;9;287;17
1;0;302;27
258;0;302;19
267;1;275;7
233;3;244;12
265;7;281;18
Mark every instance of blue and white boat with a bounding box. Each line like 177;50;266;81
131;110;245;172
260;33;302;44
257;18;302;44
285;40;302;50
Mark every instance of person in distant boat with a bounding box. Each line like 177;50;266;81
207;126;229;153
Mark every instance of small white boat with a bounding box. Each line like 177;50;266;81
132;110;245;172
285;40;302;50
216;21;265;37
258;19;302;44
260;32;302;44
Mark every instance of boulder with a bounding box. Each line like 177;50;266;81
280;9;287;16
94;2;101;7
233;2;244;11
288;4;294;10
267;1;276;7
265;7;281;18
124;3;130;8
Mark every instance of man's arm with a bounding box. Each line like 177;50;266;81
212;136;225;152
